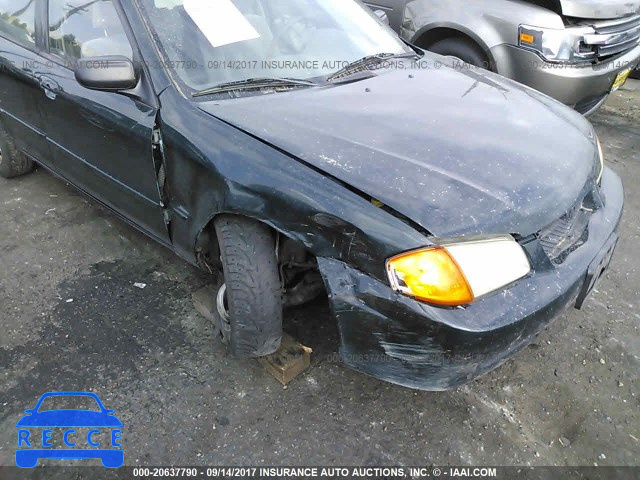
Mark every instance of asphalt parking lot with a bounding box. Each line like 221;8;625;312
1;81;639;474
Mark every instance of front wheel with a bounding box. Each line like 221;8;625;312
0;125;33;178
428;38;492;71
213;215;283;357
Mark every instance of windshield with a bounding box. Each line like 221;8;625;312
136;0;411;93
38;395;101;412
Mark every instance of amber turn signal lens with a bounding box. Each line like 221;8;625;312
520;32;535;44
386;247;474;306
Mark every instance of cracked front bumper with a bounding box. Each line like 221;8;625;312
317;168;623;391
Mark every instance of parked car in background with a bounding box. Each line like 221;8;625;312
366;0;640;115
0;0;624;390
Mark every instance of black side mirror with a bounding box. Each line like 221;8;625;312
75;56;138;91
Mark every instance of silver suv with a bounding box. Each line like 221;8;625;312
367;0;640;114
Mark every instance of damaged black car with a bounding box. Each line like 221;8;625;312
0;0;623;390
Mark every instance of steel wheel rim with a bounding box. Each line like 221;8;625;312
216;283;231;321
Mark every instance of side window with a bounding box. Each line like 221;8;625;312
0;0;37;47
48;0;133;62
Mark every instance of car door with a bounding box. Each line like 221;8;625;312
37;0;169;243
363;0;406;31
0;0;52;165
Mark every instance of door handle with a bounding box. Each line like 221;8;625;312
38;77;59;100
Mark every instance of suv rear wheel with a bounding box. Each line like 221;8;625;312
213;215;283;357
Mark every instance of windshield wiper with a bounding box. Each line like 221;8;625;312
192;77;316;97
326;51;419;82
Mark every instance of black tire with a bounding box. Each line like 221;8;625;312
214;215;282;357
631;65;640;79
0;125;33;178
428;37;492;71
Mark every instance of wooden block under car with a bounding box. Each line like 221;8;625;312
193;285;312;384
259;334;312;385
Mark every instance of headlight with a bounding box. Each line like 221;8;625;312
518;25;595;63
595;135;604;184
386;236;531;306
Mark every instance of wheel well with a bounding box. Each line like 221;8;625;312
412;27;493;68
413;27;463;49
195;216;219;273
195;214;325;308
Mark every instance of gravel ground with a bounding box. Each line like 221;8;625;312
0;82;638;474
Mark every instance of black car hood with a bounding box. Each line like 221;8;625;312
198;61;597;238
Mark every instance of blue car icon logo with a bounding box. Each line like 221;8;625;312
16;391;123;468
